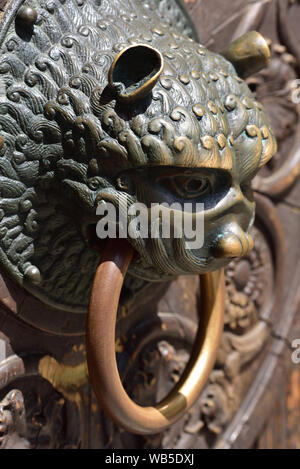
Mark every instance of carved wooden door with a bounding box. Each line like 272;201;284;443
0;0;300;449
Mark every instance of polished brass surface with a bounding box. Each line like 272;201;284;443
221;31;271;79
214;225;255;259
86;238;225;435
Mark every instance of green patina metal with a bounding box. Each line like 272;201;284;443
0;0;276;312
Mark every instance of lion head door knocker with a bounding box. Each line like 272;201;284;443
0;1;276;434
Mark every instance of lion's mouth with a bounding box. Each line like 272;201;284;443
127;244;219;282
86;222;229;283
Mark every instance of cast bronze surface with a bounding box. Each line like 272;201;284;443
0;0;300;450
108;44;164;103
86;238;225;435
0;0;276;312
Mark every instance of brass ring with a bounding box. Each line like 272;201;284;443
86;238;225;435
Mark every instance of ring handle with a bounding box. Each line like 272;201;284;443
86;238;225;435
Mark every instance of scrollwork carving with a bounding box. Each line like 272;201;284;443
0;389;29;449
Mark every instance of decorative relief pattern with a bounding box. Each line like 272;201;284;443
0;0;298;450
224;226;273;333
251;1;300;195
0;389;29;449
0;345;89;448
149;0;198;40
0;0;275;312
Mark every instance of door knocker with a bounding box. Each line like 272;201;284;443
0;0;276;434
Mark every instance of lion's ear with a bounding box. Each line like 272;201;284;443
221;31;270;79
108;44;164;104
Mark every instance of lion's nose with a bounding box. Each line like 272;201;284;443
213;224;254;259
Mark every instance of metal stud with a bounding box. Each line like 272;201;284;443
24;265;42;286
16;6;38;27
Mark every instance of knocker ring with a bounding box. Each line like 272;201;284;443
86;238;225;435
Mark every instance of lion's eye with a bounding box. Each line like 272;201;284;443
171;175;212;199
